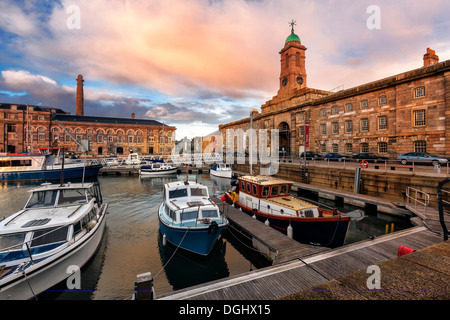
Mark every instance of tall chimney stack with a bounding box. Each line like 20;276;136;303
76;74;84;116
423;48;439;67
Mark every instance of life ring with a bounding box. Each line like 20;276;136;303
360;160;369;168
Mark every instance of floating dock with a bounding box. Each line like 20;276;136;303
157;196;446;300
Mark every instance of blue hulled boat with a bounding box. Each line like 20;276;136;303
0;152;102;182
158;180;228;256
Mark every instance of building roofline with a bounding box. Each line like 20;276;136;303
219;58;450;129
52;114;174;128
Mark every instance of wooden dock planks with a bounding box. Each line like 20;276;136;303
211;196;330;264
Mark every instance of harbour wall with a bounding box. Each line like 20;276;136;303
233;162;449;208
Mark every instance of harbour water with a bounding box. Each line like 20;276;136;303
0;173;412;300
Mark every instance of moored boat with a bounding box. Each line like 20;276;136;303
210;163;232;179
0;181;108;299
224;175;359;248
0;149;102;182
140;162;178;176
158;180;228;256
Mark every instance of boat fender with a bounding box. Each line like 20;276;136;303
287;224;293;239
87;220;97;230
208;221;218;233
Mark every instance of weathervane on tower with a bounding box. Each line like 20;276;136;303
289;19;296;33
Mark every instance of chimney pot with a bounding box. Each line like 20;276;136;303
423;48;439;67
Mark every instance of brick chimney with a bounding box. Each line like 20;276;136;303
423;48;439;67
131;113;135;119
76;74;84;116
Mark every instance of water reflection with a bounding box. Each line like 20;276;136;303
1;173;413;300
157;232;229;291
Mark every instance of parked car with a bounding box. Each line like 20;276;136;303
323;153;348;161
300;152;323;160
397;152;448;165
352;153;389;163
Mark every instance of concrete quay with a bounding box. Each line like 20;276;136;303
282;240;450;300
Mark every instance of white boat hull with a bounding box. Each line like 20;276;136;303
210;169;232;179
140;167;178;176
0;205;107;300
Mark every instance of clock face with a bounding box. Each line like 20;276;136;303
282;77;288;87
296;76;304;85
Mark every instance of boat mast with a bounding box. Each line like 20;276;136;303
250;110;253;175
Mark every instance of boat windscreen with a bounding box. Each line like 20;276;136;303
181;210;198;221
191;187;208;197
26;190;58;208
201;209;218;218
58;189;87;205
169;188;188;199
0;233;26;252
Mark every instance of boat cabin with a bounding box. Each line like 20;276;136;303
238;175;292;199
0;183;104;265
162;181;221;224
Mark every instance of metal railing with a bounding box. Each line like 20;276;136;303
437;179;450;241
406;186;430;219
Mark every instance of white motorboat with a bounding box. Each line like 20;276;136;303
139;162;178;176
210;163;232;179
0;182;108;300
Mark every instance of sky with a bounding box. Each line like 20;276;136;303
0;0;449;139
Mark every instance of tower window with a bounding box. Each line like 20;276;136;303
295;53;300;66
285;54;289;68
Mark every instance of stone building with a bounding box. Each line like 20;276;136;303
219;25;450;159
0;75;176;157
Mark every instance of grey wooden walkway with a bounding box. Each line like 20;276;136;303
158;226;443;300
211;196;330;265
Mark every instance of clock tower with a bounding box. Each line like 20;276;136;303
278;20;307;95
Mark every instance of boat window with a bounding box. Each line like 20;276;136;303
262;186;269;197
280;185;287;195
181;210;198;221
169;188;188;199
246;182;251;193
58;189;87;205
30;226;69;248
73;221;82;236
0;233;26;252
202;209;218;218
252;184;257;196
191;187;208;197
26;190;58;208
169;209;176;220
270;185;279;196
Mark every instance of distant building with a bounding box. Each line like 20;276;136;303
219;25;450;159
0;75;176;156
